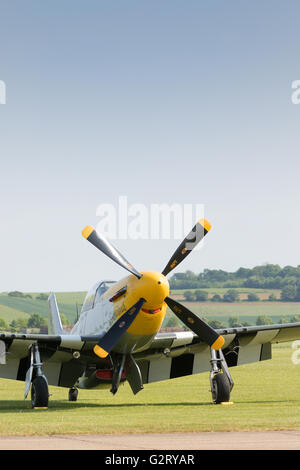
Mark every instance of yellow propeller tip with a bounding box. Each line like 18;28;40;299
82;225;95;239
211;335;225;351
198;218;212;232
93;344;109;358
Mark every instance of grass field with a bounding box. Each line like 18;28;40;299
0;344;299;435
0;292;86;324
1;290;300;329
169;301;300;325
172;287;281;297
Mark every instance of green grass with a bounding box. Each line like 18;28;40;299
164;301;300;326
0;304;30;323
0;345;300;435
0;292;87;324
2;289;300;329
172;288;280;295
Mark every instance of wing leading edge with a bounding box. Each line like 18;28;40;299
0;322;299;392
131;322;300;385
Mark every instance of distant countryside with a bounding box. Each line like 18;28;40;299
1;264;300;333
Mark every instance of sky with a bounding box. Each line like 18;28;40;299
1;1;300;292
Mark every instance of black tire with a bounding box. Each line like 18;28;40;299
31;376;49;408
211;373;231;404
68;388;78;402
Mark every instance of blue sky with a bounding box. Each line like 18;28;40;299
1;1;300;291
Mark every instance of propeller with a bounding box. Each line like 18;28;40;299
82;225;142;278
165;297;224;350
161;218;211;276
82;217;224;354
94;298;146;358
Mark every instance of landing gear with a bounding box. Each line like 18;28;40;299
210;347;234;404
211;372;231;404
68;387;78;401
31;376;49;408
24;343;49;408
110;354;126;395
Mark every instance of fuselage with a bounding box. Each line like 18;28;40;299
71;271;170;354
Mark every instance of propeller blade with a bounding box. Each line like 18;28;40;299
161;218;211;277
165;296;224;350
93;298;146;358
82;225;142;278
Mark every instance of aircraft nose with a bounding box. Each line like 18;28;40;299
139;271;170;309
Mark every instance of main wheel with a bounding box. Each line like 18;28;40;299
68;388;78;402
211;373;231;404
31;376;49;408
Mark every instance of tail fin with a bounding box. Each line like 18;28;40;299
48;293;64;335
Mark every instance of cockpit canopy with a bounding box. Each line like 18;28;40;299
81;280;116;313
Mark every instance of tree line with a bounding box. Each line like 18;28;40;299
0;312;69;333
170;264;300;301
182;288;299;302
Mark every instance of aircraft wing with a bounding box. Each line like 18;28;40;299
131;322;300;385
1;322;300;391
0;332;102;388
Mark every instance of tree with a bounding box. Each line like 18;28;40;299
28;313;46;329
184;270;197;281
36;293;48;301
280;285;297;302
290;315;300;323
247;293;259;302
223;289;239;303
208;319;227;329
9;318;28;332
279;316;289;324
194;290;208;302
9;320;18;332
0;318;8;331
15;318;28;332
183;290;195;301
8;291;24;297
228;316;243;327
256;315;273;325
235;267;251;278
211;294;222;302
241;321;252;326
268;293;277;301
294;283;300;302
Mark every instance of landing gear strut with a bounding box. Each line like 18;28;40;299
209;347;234;404
110;354;126;395
25;343;49;408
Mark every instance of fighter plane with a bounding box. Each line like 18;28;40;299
1;218;300;408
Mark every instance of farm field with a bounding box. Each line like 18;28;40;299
172;287;281;300
0;344;299;435
166;301;300;326
1;290;300;328
0;292;86;324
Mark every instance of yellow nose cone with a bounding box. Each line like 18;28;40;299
123;271;169;336
129;271;169;310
